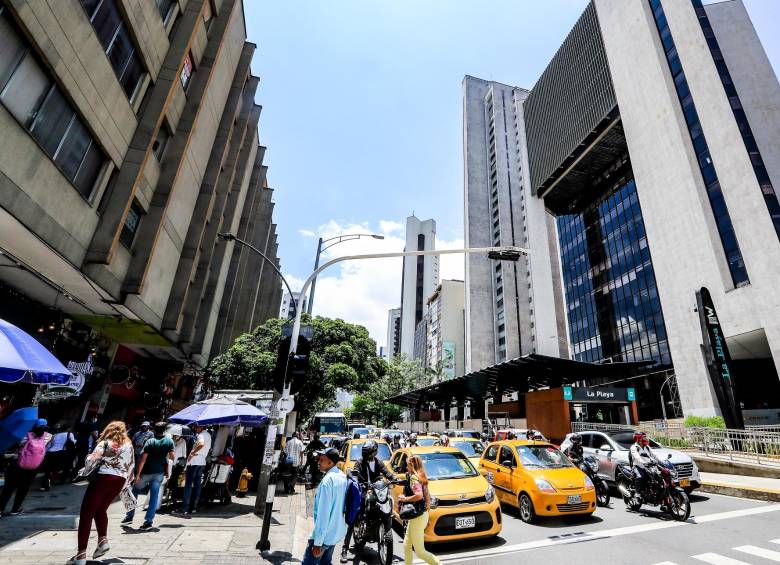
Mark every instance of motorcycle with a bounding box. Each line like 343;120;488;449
352;479;395;565
616;455;691;521
577;455;610;507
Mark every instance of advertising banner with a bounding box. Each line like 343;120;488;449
442;341;456;380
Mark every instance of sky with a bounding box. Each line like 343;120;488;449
244;0;780;349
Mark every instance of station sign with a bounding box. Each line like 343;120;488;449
563;386;636;403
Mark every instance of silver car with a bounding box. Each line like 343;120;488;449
560;429;701;492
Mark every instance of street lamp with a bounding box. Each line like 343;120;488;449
307;232;385;315
659;372;676;421
256;244;527;551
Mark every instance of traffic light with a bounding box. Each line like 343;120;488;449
273;334;311;394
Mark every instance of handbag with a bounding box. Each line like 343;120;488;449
399;479;425;521
76;441;108;483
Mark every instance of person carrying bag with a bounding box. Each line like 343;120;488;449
397;455;440;565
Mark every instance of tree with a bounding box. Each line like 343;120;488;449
351;355;432;426
205;315;383;421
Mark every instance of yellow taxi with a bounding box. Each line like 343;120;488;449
449;437;486;468
389;446;502;543
479;440;596;523
320;434;343;447
412;435;440;447
337;438;392;475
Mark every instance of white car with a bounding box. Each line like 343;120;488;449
560;429;701;492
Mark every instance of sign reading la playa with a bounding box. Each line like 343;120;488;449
564;386;636;403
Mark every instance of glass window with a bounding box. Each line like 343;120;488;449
419;452;478;480
156;0;175;23
119;52;144;99
55;116;92;181
73;141;104;198
498;446;516;467
180;51;194;90
485;444;499;462
30;87;75;157
120;199;144;248
0;13;25;92
89;0;122;49
1;52;51;127
152;125;170;161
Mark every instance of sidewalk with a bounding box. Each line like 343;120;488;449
700;471;780;502
0;479;313;565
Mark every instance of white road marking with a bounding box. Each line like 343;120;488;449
772;539;780;545
734;545;780;562
651;561;680;565
692;553;752;565
423;503;780;563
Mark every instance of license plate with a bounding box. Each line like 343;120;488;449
455;516;476;529
567;495;582;505
680;479;690;488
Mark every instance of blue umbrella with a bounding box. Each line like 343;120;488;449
0;318;71;384
168;395;267;427
0;407;40;452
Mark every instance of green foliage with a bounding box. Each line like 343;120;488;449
653;436;693;449
351;355;432;426
684;415;726;429
205;315;382;421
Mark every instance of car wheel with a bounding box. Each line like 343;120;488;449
518;493;536;524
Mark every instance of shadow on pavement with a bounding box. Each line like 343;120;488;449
262;550;300;564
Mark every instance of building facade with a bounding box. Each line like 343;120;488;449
280;291;307;320
0;0;282;421
520;0;780;418
463;76;568;373
385;307;401;360
424;280;466;382
399;215;439;356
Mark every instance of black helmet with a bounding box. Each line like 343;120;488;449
394;434;401;441
571;433;582;445
361;440;378;460
526;429;535;440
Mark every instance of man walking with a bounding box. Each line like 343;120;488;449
122;421;174;529
131;422;153;461
179;424;211;515
284;432;305;493
302;447;348;565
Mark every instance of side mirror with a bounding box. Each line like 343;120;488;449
667;453;673;460
600;444;613;452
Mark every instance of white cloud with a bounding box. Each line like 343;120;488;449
298;229;316;237
285;220;465;350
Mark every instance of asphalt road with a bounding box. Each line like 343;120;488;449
339;492;780;565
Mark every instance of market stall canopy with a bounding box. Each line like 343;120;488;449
0;318;71;384
168;395;268;426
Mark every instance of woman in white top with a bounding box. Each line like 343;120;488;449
67;421;134;565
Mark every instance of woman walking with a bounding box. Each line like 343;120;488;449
0;419;51;516
67;421;134;565
398;455;440;565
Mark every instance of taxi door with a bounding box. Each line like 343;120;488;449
479;444;502;500
494;445;518;502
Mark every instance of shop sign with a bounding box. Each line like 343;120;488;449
41;356;93;400
563;386;636;403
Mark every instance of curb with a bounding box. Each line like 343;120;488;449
700;481;780;502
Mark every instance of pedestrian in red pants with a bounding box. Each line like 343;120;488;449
67;421;134;565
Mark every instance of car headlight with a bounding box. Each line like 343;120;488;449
535;478;556;493
485;485;495;503
584;476;594;490
429;495;439;509
588;459;599;473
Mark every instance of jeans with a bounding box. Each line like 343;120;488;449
125;473;165;524
302;539;336;565
182;465;204;512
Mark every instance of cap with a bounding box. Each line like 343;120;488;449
36;418;48;427
141;421;151;427
315;447;340;465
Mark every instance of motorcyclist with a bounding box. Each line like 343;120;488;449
480;432;489;443
525;429;536;441
302;433;325;484
341;440;395;563
437;433;450;447
506;431;516;440
565;433;584;464
630;431;660;495
390;434;403;451
407;433;418;447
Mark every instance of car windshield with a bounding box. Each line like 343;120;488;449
352;428;369;436
420;452;479;480
349;443;392;461
516;445;574;469
416;437;437;446
453;441;484;457
611;433;662;450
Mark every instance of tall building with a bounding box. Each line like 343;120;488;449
463;77;568;373
399;216;439;356
517;0;780;418
280;291;307;320
424;280;466;381
385;307;401;360
0;1;282;418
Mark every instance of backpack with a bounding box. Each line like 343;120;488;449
343;474;362;526
18;432;49;470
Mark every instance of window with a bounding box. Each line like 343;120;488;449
499;446;516;467
202;0;214;30
0;9;106;200
156;0;175;23
484;444;499;463
80;0;146;100
180;51;194;90
120;199;144;248
152;125;170;162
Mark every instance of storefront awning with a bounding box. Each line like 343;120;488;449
386;353;652;408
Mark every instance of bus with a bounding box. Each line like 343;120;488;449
311;412;346;435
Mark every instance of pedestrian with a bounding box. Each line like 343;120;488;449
399;455;440;565
131;421;153;461
67;421;134;565
178;423;211;515
122;421;174;529
40;424;76;491
284;432;305;493
0;419;51;516
302;447;348;565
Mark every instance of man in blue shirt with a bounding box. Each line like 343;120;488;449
302;447;348;565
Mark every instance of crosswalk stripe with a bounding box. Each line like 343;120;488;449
734;545;780;562
771;540;780;546
693;553;752;565
651;562;680;565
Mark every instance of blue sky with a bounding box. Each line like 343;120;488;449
243;1;780;346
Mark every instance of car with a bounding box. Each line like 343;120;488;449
444;429;483;440
350;427;370;438
560;430;701;492
337;438;393;475
389;446;502;543
479;440;596;524
320;434;345;448
413;435;441;447
450;437;486;467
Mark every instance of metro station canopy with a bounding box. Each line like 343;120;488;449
386;353;651;408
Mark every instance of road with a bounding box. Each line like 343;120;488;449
339;492;780;565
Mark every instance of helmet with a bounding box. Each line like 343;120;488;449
361;440;378;460
439;434;450;446
409;433;417;444
633;431;647;444
571;433;582;445
480;433;488;442
533;432;544;441
506;432;516;440
394;434;401;441
526;429;536;440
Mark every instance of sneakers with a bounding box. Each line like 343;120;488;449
65;552;86;565
8;508;22;516
340;550;349;563
121;515;133;524
140;521;153;530
93;541;111;558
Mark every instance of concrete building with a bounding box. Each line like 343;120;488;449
516;0;780;419
385;307;401;360
0;0;282;383
462;77;568;373
280;291;307;320
424;280;466;382
399;215;439;356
